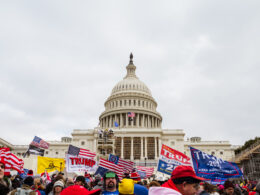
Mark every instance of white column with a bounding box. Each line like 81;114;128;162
154;137;157;159
121;137;124;158
141;137;144;160
93;138;97;153
158;137;162;157
136;113;139;127
145;137;148;159
126;113;128;127
120;114;123;128
142;114;144;128
106;117;108;128
131;137;134;160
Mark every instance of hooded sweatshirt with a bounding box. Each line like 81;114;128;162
149;179;182;195
149;186;182;195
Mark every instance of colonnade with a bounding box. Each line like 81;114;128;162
115;136;161;160
100;113;161;129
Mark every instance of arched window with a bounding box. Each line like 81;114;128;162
129;100;131;106
134;100;136;106
81;141;85;145
120;100;122;106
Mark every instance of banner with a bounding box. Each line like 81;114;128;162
190;147;243;184
157;144;191;175
66;154;97;173
27;145;44;156
37;156;65;174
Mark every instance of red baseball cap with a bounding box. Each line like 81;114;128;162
61;185;101;195
171;165;205;181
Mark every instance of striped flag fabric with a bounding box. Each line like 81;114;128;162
68;145;96;159
108;154;134;172
31;136;49;149
98;158;124;179
136;166;154;178
0;148;24;175
127;112;135;118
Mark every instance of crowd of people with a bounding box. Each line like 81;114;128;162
0;158;260;195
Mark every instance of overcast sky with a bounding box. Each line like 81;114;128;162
0;1;259;146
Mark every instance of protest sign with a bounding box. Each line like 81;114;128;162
66;154;97;173
157;144;191;175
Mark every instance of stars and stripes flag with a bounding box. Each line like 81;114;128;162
0;148;24;175
136;166;154;178
30;136;49;149
68;145;96;159
97;158;124;179
127;112;135;118
108;154;134;172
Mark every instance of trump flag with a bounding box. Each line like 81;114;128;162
157;144;191;175
190;147;243;184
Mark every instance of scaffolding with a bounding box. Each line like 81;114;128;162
234;139;260;181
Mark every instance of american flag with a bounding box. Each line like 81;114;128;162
68;145;96;159
136;166;154;178
108;154;134;172
31;136;49;149
127;112;135;118
0;148;24;175
99;158;124;179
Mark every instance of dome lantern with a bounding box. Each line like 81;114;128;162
124;53;137;79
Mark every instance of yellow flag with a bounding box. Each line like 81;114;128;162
37;156;65;174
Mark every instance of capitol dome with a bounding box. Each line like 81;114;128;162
99;53;162;129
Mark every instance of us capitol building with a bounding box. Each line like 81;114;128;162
0;54;236;171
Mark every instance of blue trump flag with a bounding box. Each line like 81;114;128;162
190;147;243;184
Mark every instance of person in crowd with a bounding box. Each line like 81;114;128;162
118;178;135;195
45;174;64;194
60;185;101;195
9;176;36;195
200;182;215;195
0;158;10;195
75;175;90;190
64;178;74;188
10;175;22;191
222;180;235;195
149;165;204;195
48;180;64;195
33;178;46;195
122;170;130;179
254;181;260;195
148;181;161;188
92;174;103;191
102;171;119;195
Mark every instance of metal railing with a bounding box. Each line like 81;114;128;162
234;139;260;163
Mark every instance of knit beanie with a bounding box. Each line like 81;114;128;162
24;176;34;186
224;180;234;189
54;180;64;188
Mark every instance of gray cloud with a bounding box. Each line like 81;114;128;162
0;0;259;145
